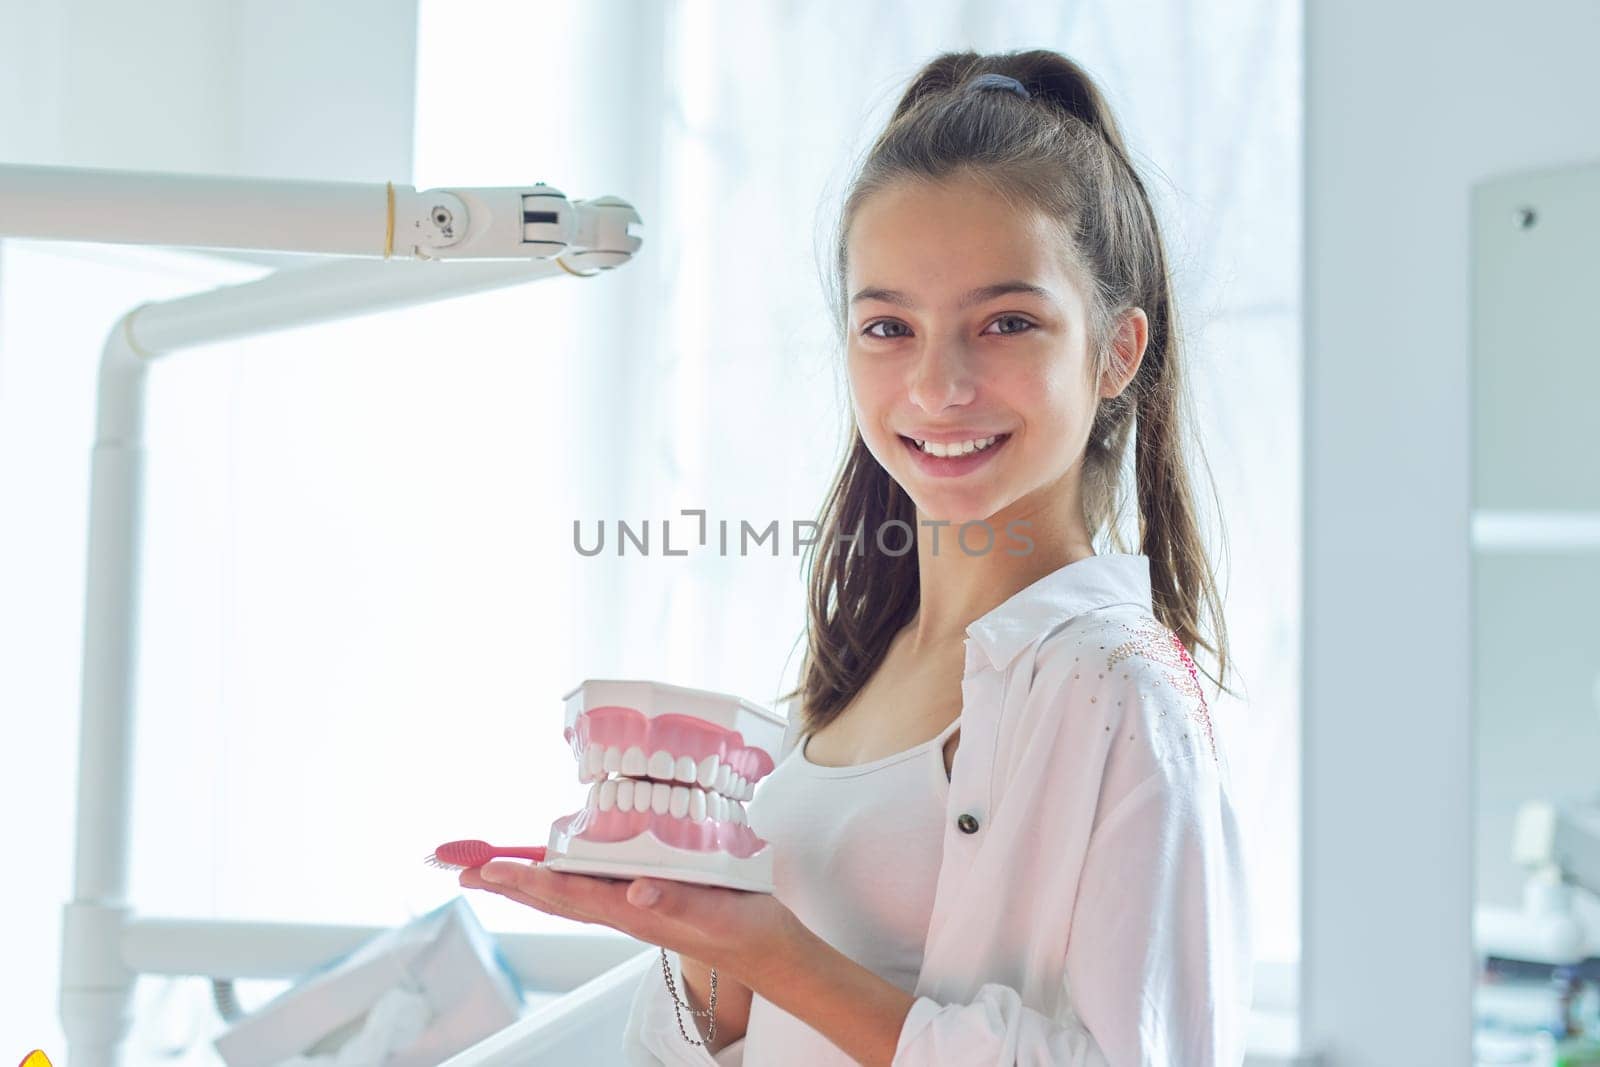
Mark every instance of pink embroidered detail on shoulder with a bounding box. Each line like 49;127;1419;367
1104;618;1217;764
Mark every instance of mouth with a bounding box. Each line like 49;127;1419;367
899;432;1011;477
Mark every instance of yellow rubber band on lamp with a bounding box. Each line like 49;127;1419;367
384;181;395;259
556;257;600;277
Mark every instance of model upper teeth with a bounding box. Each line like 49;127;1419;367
916;435;1000;457
582;744;754;800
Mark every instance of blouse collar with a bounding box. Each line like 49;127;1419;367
963;552;1154;673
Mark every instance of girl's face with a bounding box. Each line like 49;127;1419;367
845;175;1131;529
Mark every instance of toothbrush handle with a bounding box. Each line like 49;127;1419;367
493;846;549;862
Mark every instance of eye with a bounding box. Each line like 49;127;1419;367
860;315;1037;340
861;319;910;340
984;314;1037;336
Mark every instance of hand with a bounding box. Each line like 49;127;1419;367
459;860;809;991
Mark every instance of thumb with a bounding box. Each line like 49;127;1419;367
627;878;667;910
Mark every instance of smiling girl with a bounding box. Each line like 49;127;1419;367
462;48;1253;1066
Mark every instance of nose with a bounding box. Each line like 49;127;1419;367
906;337;977;412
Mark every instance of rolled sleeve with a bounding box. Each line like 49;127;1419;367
893;984;1111;1064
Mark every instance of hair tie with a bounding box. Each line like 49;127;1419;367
966;72;1030;100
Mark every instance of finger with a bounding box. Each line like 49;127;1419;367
477;862;639;924
480;861;586;899
459;866;531;898
469;875;601;924
459;864;559;912
624;877;744;923
479;862;633;902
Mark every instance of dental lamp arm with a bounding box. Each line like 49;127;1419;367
0;161;641;266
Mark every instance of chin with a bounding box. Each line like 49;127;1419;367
908;495;1006;530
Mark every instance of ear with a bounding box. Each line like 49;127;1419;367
1099;307;1149;399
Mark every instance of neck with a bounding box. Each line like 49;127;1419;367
905;478;1096;654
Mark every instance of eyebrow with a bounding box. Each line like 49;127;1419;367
849;280;1057;311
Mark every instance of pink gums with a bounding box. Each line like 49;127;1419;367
562;705;776;784
550;807;767;857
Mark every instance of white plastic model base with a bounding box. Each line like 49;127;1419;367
541;828;775;892
545;679;786;894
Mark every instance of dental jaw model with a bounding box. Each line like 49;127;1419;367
544;679;784;892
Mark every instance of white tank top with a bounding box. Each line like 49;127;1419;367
740;715;960;1064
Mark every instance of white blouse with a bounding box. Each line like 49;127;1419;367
623;551;1254;1065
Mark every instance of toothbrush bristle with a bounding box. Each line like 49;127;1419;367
430;838;496;869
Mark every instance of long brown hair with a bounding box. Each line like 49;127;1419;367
780;49;1234;737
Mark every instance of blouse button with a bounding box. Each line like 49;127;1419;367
957;813;980;834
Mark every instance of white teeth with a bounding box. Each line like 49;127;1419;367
917;435;998;457
729;800;745;826
580;740;749;810
697;753;720;789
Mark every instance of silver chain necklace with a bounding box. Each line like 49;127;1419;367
660;946;718;1045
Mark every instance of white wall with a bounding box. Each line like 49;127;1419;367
0;0;416;182
1302;1;1600;1062
0;0;419;1053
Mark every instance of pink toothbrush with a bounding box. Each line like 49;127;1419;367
424;839;548;871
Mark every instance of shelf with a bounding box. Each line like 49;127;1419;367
1471;511;1600;552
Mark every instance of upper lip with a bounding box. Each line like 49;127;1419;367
900;429;1010;443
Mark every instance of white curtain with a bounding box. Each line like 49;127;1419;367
0;0;1298;1059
